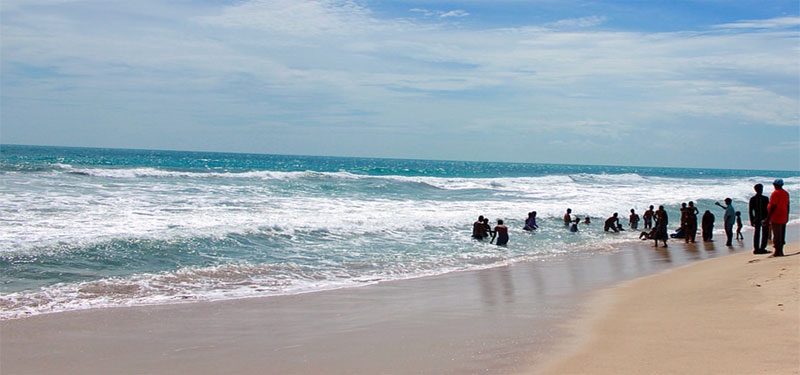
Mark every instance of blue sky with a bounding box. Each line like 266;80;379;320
1;0;798;170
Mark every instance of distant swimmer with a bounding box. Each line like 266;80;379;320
491;219;509;246
583;216;591;224
629;209;640;230
570;217;580;232
524;211;539;231
472;215;486;239
604;213;620;232
564;208;572;226
643;205;655;229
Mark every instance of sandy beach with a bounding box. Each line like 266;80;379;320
2;238;798;375
542;242;800;375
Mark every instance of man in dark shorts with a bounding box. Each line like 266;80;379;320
749;184;770;254
643;205;654;229
490;219;509;246
654;205;669;248
766;179;790;257
715;198;736;246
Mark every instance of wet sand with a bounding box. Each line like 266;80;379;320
541;242;800;375
1;233;795;375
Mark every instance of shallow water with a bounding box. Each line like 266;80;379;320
1;144;797;319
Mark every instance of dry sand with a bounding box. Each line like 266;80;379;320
541;243;800;375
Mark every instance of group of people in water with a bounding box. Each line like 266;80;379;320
471;179;790;256
471;216;509;245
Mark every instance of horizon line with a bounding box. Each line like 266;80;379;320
2;142;798;175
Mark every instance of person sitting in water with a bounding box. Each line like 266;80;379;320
524;211;538;231
604;213;620;232
490;219;509;246
670;227;685;239
616;222;625;232
473;215;486;239
583;216;591;224
640;228;657;240
570;217;580;232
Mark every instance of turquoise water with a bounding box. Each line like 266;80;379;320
1;144;797;319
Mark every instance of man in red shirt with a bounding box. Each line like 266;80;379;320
766;179;790;257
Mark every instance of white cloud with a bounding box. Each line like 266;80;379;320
713;16;800;30
198;0;378;35
409;8;434;17
1;1;798;168
545;16;607;29
409;8;469;19
440;10;469;18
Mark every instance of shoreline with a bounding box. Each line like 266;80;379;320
2;225;775;322
2;236;796;374
539;242;800;374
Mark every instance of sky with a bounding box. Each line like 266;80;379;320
1;0;799;171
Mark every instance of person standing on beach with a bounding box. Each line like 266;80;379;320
629;209;640;230
679;202;689;234
765;179;790;257
490;219;509;246
643;205;654;229
715;198;736;246
564;209;572;226
702;210;715;242
685;201;699;243
735;212;744;241
654;205;668;247
749;184;770;254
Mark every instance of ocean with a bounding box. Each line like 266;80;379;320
1;144;797;320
